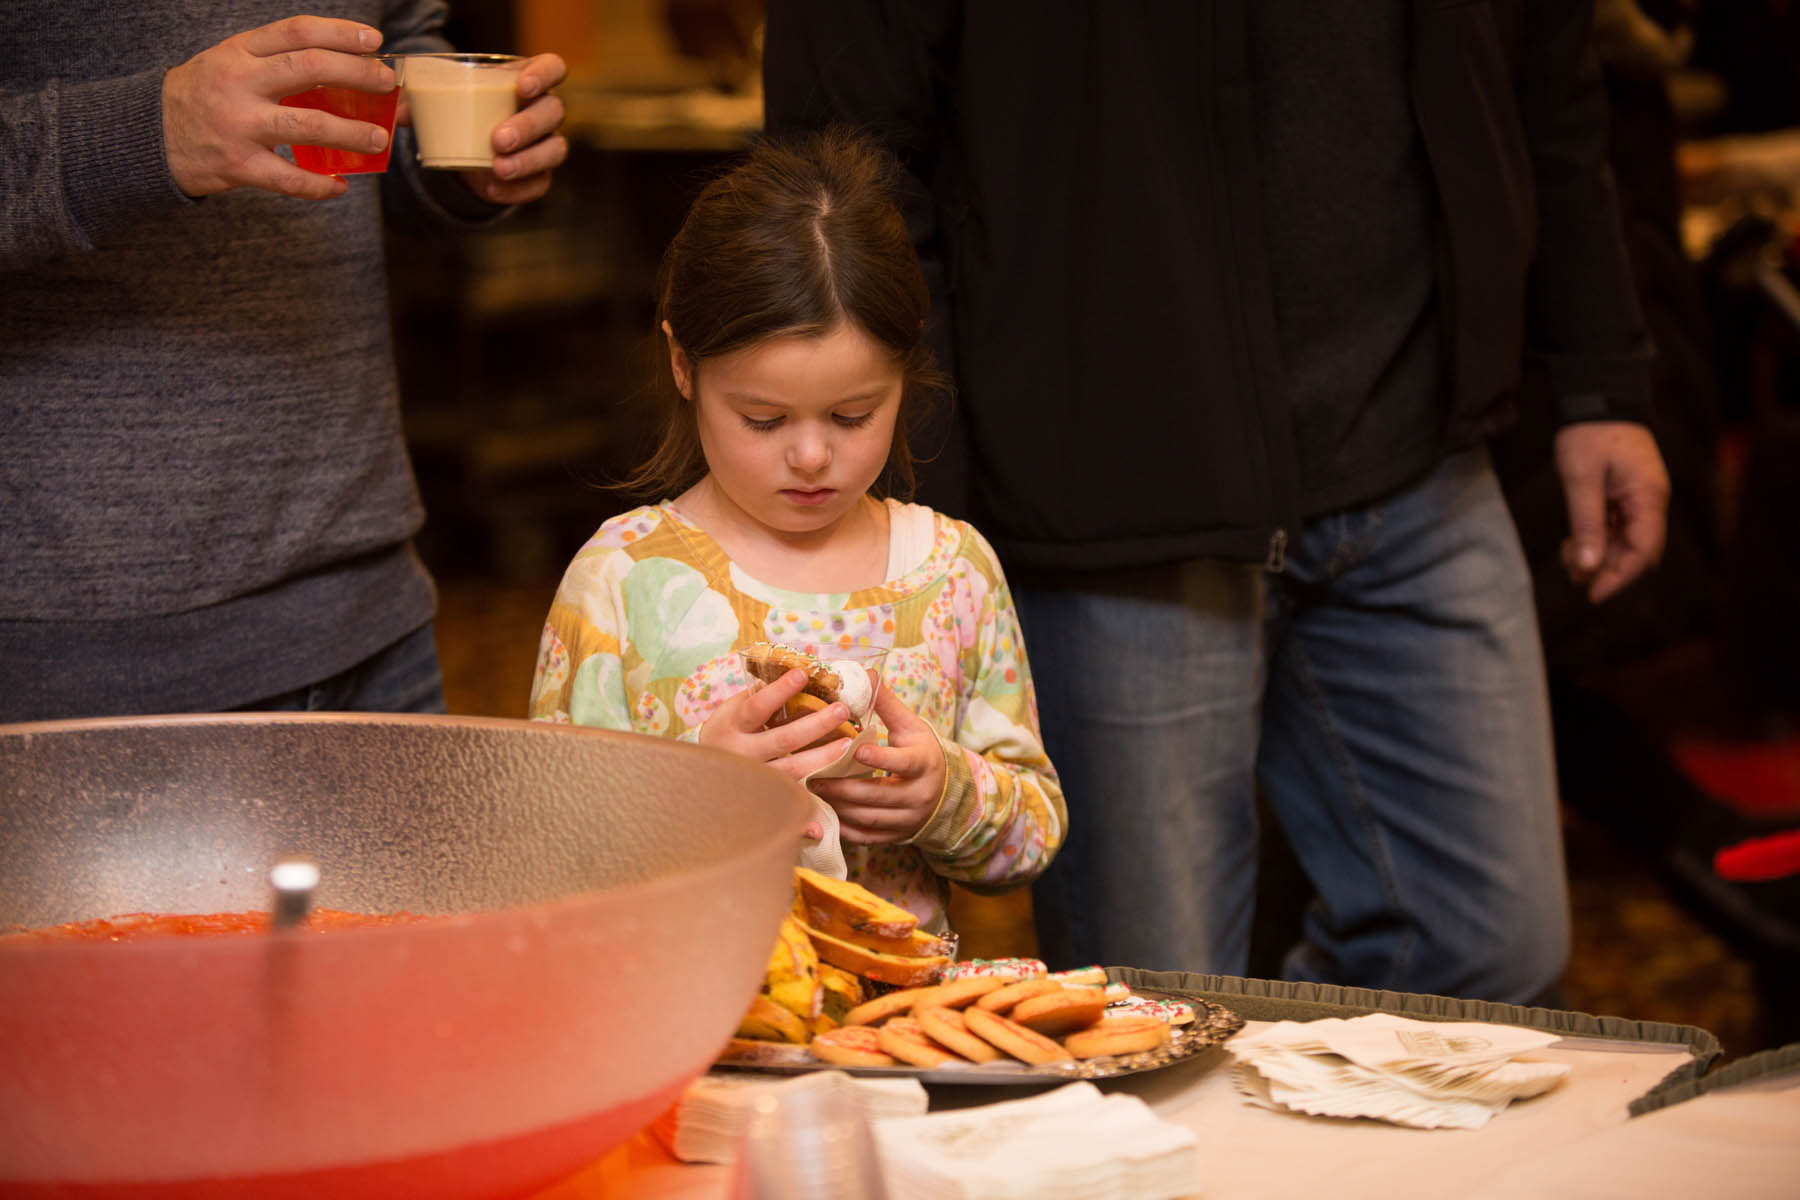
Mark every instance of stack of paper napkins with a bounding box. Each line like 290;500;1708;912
1225;1013;1571;1130
872;1081;1199;1200
651;1070;928;1163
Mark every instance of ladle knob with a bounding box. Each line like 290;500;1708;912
268;857;320;930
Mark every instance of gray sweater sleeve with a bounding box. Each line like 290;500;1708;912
0;69;196;269
0;0;508;270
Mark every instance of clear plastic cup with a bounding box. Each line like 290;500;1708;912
280;55;401;176
815;644;889;728
728;1072;890;1200
396;52;525;169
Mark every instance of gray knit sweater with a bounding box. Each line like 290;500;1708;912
0;0;502;719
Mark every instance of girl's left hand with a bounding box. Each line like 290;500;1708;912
808;685;947;844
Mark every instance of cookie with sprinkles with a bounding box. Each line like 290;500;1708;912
1106;993;1196;1026
1047;965;1107;987
941;957;1048;982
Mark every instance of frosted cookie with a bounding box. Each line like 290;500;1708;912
1046;965;1107;987
810;1025;898;1067
1063;1015;1170;1059
942;957;1049;982
1107;994;1196;1026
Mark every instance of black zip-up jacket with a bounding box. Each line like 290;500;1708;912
765;0;1653;571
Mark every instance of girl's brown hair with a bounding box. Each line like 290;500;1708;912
620;127;944;501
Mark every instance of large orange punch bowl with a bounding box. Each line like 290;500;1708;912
0;714;812;1198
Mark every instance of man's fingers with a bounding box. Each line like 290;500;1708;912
1588;504;1666;604
241;16;383;58
515;52;568;99
261;47;397;99
493;96;566;157
484;132;567;193
475;173;553;207
256;154;350;200
1560;470;1608;578
1554;421;1670;601
267;104;390;154
1620;480;1671;569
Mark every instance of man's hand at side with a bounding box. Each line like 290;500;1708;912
1554;420;1671;604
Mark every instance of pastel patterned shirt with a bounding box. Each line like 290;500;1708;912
529;500;1066;932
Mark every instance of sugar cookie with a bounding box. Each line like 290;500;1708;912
1063;1015;1170;1059
844;985;933;1027
962;1005;1073;1064
975;977;1064;1013
914;1005;1004;1063
877;1016;964;1067
1010;987;1109;1037
911;975;1005;1010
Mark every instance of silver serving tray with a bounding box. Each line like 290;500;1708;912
714;990;1244;1086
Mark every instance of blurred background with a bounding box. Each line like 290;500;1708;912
397;0;1800;1060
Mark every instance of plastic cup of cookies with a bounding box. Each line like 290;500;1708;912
739;641;890;733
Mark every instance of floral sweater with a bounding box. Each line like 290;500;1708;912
529;500;1065;931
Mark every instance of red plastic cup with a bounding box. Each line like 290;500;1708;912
281;57;401;176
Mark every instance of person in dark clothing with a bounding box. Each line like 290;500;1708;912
764;0;1671;1004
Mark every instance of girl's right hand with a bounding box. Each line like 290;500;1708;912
699;667;854;781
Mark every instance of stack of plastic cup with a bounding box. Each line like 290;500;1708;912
728;1072;891;1200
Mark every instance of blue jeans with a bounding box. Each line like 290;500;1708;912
1021;448;1568;1003
234;622;447;714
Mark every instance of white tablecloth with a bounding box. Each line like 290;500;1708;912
547;1020;1743;1199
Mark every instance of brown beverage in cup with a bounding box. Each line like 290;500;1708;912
399;53;524;169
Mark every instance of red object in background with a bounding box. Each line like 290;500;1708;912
280;85;399;175
1670;734;1800;819
1714;829;1800;883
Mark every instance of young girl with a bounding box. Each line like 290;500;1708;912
529;130;1064;933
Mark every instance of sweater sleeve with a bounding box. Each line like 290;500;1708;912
0;0;498;271
1518;0;1655;426
906;525;1067;891
1;70;195;269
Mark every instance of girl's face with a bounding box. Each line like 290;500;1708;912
672;321;903;538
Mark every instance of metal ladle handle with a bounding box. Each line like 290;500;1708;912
268;857;321;930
